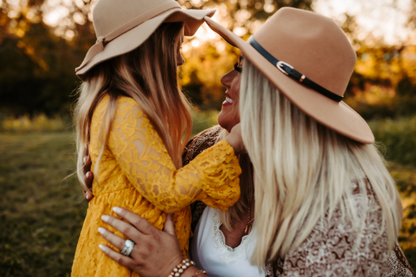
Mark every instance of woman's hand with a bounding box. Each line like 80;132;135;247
225;123;246;154
98;208;188;277
82;148;94;201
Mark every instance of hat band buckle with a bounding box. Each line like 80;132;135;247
248;36;343;103
276;61;305;83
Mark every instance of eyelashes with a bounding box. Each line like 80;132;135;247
234;63;242;73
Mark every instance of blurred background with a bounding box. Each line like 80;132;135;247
0;0;415;275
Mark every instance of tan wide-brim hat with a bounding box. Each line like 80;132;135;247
205;8;374;144
76;0;215;80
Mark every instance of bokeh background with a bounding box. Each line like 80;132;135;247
1;0;415;275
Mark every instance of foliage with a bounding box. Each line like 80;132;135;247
369;115;416;268
389;163;416;264
369;115;416;168
191;108;219;135
1;114;69;132
1;0;416;119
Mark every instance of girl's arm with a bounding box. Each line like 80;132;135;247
108;97;242;213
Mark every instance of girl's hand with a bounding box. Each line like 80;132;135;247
82;147;94;201
98;208;185;277
225;123;246;154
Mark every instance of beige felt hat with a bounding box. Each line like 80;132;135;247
75;0;215;80
205;8;374;144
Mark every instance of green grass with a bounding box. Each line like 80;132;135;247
0;132;87;277
0;115;415;276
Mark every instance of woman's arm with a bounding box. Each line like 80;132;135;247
98;207;210;277
106;98;242;213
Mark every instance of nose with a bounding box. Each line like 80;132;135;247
220;70;237;89
177;53;185;66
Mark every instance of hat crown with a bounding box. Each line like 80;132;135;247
93;0;179;38
253;8;356;97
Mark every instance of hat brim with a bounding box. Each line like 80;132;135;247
204;16;374;144
76;9;215;79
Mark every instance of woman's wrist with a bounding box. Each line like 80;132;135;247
180;266;198;277
168;258;195;277
180;266;208;277
167;259;208;277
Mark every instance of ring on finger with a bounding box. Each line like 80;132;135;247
121;239;135;256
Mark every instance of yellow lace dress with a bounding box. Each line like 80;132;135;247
71;95;242;277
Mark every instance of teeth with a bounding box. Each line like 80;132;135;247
225;97;233;104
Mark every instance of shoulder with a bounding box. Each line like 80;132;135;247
115;96;141;111
182;125;223;166
111;95;147;123
280;192;390;276
94;95;141;114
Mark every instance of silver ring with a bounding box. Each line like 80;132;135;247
121;239;135;256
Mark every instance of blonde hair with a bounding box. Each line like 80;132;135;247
74;22;192;192
239;59;403;267
217;128;253;230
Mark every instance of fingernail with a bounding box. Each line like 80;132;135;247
83;157;87;164
98;227;105;235
112;207;122;214
101;215;109;222
99;244;106;251
86;172;90;178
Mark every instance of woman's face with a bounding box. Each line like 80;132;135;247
217;56;243;132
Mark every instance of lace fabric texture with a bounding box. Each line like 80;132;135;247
185;126;415;277
212;209;251;264
71;96;241;277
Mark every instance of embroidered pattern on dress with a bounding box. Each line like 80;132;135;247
212;209;252;264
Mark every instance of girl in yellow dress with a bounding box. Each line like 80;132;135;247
71;1;243;276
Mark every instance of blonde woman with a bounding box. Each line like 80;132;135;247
71;1;246;276
95;8;414;277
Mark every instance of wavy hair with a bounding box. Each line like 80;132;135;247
239;59;403;268
73;22;192;192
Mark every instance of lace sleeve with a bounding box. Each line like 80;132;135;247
108;97;241;213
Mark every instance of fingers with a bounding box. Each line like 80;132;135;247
163;214;176;236
112;207;156;235
82;155;92;175
83;189;91;201
83;171;93;201
85;171;94;189
98;227;125;250
98;244;135;269
101;214;144;240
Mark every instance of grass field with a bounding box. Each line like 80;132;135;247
0;121;415;276
0;133;87;276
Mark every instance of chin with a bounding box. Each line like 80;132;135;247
217;113;229;132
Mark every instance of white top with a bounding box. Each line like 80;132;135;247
191;207;265;277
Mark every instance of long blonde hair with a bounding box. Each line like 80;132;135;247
74;22;192;192
239;59;403;267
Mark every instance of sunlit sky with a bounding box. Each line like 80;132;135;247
39;0;414;47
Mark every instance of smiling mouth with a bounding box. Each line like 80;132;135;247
225;97;233;104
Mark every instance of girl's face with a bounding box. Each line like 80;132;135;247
177;32;185;66
217;56;243;132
